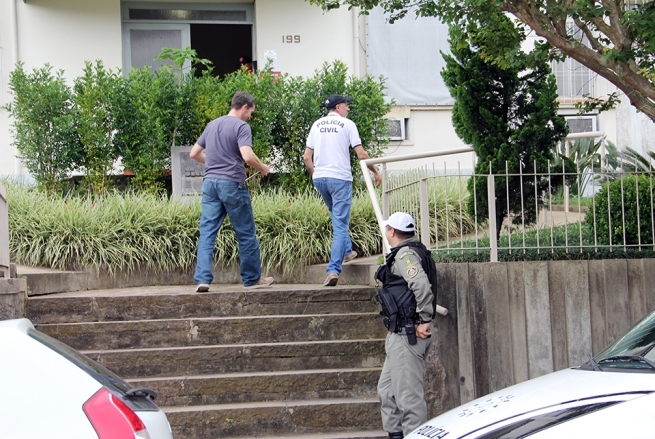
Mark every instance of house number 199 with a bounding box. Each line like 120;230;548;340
282;35;301;43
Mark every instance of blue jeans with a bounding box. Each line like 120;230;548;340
194;178;261;287
314;177;353;275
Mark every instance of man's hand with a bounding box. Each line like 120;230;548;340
260;163;270;176
416;322;431;339
373;171;382;187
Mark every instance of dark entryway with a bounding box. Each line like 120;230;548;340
191;24;253;77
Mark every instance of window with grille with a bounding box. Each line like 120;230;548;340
552;22;595;98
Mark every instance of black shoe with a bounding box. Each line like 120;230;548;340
389;433;404;439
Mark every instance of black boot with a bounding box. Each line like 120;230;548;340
388;432;404;439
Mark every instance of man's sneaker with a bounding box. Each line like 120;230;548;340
244;276;275;290
324;273;339;286
195;283;210;293
343;251;358;264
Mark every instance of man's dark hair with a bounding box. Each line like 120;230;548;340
394;229;415;240
231;91;255;110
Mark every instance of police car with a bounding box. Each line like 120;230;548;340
0;318;173;439
406;308;655;439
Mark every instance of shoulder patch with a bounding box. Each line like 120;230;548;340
407;266;419;278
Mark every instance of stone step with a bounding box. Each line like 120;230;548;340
27;285;378;324
128;368;381;406
162;398;381;439
37;313;387;350
18;257;380;296
84;339;385;379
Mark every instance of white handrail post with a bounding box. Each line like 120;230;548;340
487;174;498;262
419;178;430;248
360;159;390;255
381;163;389;219
564;140;570;213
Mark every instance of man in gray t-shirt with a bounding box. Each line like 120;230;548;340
189;91;274;292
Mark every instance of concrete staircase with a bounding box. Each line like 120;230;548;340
26;284;389;439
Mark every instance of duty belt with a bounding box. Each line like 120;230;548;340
396;325;416;335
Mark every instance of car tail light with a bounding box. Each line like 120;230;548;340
83;387;151;439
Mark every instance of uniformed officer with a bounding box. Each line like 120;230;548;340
376;212;435;439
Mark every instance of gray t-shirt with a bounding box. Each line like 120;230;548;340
197;115;252;183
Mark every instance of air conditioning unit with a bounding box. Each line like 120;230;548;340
565;115;597;134
385;118;406;141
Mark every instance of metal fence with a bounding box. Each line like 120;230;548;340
361;143;655;262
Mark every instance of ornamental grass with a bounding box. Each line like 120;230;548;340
6;183;381;275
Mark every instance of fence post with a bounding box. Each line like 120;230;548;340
420;178;430;248
0;183;10;278
487;175;498;262
564;140;570;213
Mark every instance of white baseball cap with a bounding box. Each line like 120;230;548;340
384;212;416;232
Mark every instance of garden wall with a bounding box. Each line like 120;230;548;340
428;258;655;416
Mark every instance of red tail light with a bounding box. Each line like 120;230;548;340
83;387;151;439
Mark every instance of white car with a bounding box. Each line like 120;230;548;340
0;318;173;439
407;308;655;439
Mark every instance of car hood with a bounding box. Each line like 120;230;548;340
407;367;655;439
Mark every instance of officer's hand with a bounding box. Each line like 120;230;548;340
416;322;431;339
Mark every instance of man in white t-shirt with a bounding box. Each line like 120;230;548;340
304;94;382;286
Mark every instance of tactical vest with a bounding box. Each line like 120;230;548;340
374;241;438;344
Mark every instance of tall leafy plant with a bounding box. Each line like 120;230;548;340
6;63;83;192
73;60;121;193
112;67;178;192
441;21;568;235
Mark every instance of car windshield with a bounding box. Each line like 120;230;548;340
592;309;655;370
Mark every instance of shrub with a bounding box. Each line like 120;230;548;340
585;174;655;246
112;67;180;192
6;63;83;192
73;60;122;193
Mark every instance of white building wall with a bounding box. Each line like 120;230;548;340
0;0;18;176
254;0;356;77
382;107;475;172
0;0;123;176
616;98;655;154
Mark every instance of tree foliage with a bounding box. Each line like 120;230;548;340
308;0;655;123
441;24;568;234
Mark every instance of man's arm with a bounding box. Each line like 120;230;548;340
189;143;206;164
353;145;382;186
396;249;433;339
303;148;315;175
240;145;270;176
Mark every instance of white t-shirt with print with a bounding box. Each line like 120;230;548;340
306;112;362;181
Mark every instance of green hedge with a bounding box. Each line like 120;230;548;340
584;174;655;246
6;60;390;194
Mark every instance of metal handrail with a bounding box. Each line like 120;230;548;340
360;147;474;255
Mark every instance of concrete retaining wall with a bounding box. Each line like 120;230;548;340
429;258;655;417
0;277;27;320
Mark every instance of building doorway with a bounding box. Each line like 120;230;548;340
191;24;252;77
121;3;254;76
